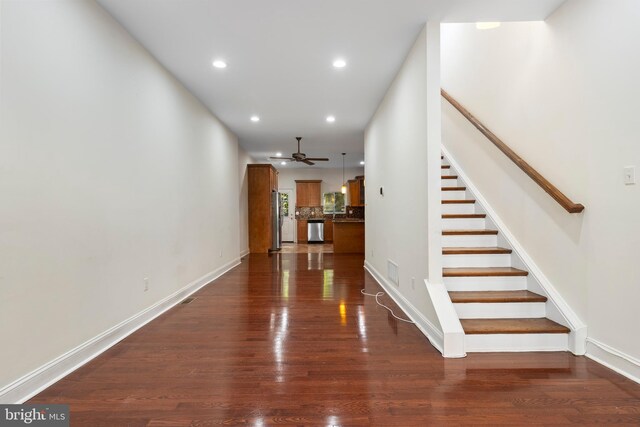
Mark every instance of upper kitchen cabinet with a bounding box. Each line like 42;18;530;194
348;176;365;206
248;164;279;253
295;180;322;207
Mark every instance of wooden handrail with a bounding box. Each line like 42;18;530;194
441;89;584;214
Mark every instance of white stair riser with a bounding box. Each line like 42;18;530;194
465;333;569;352
441;191;466;200
441;178;458;186
444;275;527;291
454;302;546;319
441;203;474;215
441;167;452;176
442;234;497;247
443;253;512;268
442;218;485;229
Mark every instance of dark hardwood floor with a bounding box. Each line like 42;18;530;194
30;254;640;426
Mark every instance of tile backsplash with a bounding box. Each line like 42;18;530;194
294;206;365;220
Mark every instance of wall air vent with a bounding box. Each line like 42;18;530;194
387;260;399;286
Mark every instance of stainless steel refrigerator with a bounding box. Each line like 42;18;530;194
270;191;282;251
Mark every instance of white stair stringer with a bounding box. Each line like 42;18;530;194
440;149;586;354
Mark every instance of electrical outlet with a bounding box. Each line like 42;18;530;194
624;166;636;185
144;277;149;292
219;249;223;258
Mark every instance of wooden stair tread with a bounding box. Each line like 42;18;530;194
449;290;546;303
441;165;451;169
443;229;498;235
461;318;569;334
442;187;466;191
441;175;458;179
442;214;486;219
443;247;512;255
442;199;475;204
443;267;529;277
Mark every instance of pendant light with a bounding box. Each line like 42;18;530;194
341;153;347;194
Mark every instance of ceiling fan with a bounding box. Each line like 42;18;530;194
271;137;329;165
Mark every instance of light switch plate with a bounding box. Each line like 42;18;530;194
624;166;636;185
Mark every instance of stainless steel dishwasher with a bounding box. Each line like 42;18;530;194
307;219;324;243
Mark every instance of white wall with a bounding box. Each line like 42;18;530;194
237;146;254;256
276;166;364;207
0;0;242;392
442;0;640;375
365;26;442;341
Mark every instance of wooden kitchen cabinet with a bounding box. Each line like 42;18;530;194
348;176;365;206
333;220;364;253
295;180;322;207
297;220;308;243
324;219;333;242
248;164;278;253
348;180;358;205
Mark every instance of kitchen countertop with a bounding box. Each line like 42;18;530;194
332;218;365;223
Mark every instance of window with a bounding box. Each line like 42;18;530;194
323;192;345;214
280;193;289;217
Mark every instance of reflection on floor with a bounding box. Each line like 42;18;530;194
29;253;640;425
280;242;333;253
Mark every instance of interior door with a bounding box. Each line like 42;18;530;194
280;190;294;242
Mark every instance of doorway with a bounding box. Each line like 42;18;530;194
280;190;294;242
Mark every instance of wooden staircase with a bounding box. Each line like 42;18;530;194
441;154;570;352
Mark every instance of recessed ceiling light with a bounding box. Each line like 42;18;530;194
275;152;282;157
280;161;286;166
250;115;260;122
333;59;347;68
326;116;336;123
360;161;365;165
475;22;501;30
212;60;227;69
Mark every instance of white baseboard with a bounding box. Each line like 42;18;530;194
239;248;250;258
0;258;241;404
586;338;640;385
364;261;444;354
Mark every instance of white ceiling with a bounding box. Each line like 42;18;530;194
96;0;565;168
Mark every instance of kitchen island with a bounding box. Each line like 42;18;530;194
332;219;365;254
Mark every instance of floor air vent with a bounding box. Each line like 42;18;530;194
181;297;197;305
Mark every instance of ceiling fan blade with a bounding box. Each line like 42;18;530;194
302;159;315;165
270;157;295;160
304;158;329;161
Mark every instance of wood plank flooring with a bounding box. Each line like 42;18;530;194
29;253;640;425
279;243;333;253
